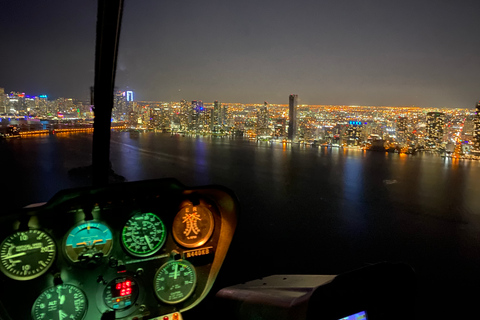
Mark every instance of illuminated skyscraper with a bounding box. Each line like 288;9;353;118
256;101;269;137
0;88;6;114
396;116;408;143
345;121;364;146
212;100;221;132
189;100;204;131
425;112;445;149
180;100;189;130
288;94;298;141
473;102;480;153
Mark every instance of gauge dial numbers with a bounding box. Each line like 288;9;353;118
172;204;214;248
32;284;87;320
0;230;56;281
154;260;197;304
122;212;167;257
103;276;139;310
65;221;113;263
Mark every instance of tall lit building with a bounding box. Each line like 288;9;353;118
212;100;221;132
396;116;408;143
345;121;364;146
425;112;445;149
0;88;6;114
473;102;480;153
256;101;269;137
189;100;204;131
288;94;298;141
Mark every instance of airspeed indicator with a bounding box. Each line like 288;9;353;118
122;212;166;257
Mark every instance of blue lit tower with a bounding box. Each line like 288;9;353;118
288;94;298;141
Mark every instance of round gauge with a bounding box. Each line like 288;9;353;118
122;212;167;257
32;284;87;320
65;221;113;263
103;276;139;310
154;260;197;304
0;230;56;281
172;204;214;248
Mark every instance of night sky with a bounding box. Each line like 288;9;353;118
1;0;480;107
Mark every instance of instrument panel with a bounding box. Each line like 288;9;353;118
0;179;238;320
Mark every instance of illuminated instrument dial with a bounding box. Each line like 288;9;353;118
31;284;87;320
122;212;167;257
154;260;197;304
65;221;113;263
172;204;214;248
0;230;56;281
103;276;139;310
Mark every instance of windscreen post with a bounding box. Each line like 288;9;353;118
92;0;124;187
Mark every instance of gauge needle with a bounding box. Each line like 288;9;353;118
60;294;65;305
2;252;26;259
174;263;178;280
144;236;153;249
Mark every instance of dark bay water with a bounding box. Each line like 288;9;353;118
2;132;480;317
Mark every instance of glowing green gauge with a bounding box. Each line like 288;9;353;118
0;230;56;281
32;284;87;320
154;260;197;304
122;212;167;257
65;221;113;263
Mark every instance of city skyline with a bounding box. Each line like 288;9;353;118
2;86;480;110
1;1;480;108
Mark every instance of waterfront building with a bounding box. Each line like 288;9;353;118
189;100;204;132
212;100;225;132
425;112;445;149
396;116;408;143
473;102;480;153
0;88;6;114
274;118;286;137
256;101;270;137
288;94;298;141
345;121;364;146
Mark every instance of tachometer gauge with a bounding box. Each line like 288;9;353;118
172;204;214;248
154;260;196;304
0;230;56;281
32;284;87;320
122;212;167;257
65;221;113;263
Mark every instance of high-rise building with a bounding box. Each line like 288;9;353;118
288;94;298;141
256;101;269;137
212;100;222;132
425;112;445;149
179;100;189;131
0;88;6;114
396;116;408;143
473;102;480;153
189;100;204;131
345;121;364;146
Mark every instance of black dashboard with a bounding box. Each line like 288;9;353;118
0;179;238;320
